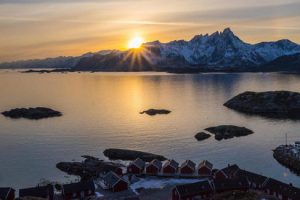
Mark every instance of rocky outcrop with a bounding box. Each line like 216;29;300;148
205;125;253;140
56;156;124;180
103;148;167;162
2;107;62;120
139;109;171;116
224;91;300;119
194;132;211;141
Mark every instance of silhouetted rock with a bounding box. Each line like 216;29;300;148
103;148;167;162
140;109;171;116
194;132;211;141
2;107;62;120
205;125;253;140
224;91;300;119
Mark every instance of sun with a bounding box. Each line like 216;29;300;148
128;37;144;49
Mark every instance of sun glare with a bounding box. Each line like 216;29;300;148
128;37;144;49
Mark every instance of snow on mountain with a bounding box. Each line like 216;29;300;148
253;39;300;62
142;28;300;69
1;28;300;71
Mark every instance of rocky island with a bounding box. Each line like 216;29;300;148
194;132;211;141
2;107;62;120
140;109;171;116
224;91;300;119
103;148;167;162
205;125;253;140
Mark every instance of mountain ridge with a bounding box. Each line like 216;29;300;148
1;28;300;72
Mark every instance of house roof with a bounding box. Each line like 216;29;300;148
263;178;300;199
181;160;196;169
213;177;249;192
0;188;14;200
19;185;53;198
175;180;213;198
63;181;95;194
220;164;240;177
198;160;213;170
103;171;128;187
130;158;145;169
163;159;179;169
149;159;162;169
236;169;268;186
123;197;141;200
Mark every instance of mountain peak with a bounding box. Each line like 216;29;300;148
220;28;236;39
222;27;233;34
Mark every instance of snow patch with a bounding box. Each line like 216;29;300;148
130;177;206;194
95;192;104;198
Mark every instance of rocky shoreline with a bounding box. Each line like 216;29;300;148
56;149;167;180
56;155;124;181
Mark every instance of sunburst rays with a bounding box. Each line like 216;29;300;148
121;46;157;71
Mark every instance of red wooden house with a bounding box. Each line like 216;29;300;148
172;180;213;200
145;159;162;175
102;171;129;192
62;181;95;200
0;188;15;200
162;159;179;174
127;158;145;174
19;185;54;200
214;164;239;180
197;160;213;176
114;167;123;176
179;160;196;175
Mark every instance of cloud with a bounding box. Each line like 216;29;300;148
0;0;300;62
161;2;300;23
0;0;138;4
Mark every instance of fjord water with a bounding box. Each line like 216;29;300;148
1;71;300;189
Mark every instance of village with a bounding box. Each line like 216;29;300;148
1;157;300;200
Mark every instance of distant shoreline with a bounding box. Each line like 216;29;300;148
17;68;300;74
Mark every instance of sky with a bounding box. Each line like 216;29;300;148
1;0;300;62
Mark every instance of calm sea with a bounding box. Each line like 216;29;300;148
0;70;300;189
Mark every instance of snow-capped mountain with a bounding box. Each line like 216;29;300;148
139;28;300;70
1;28;300;72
